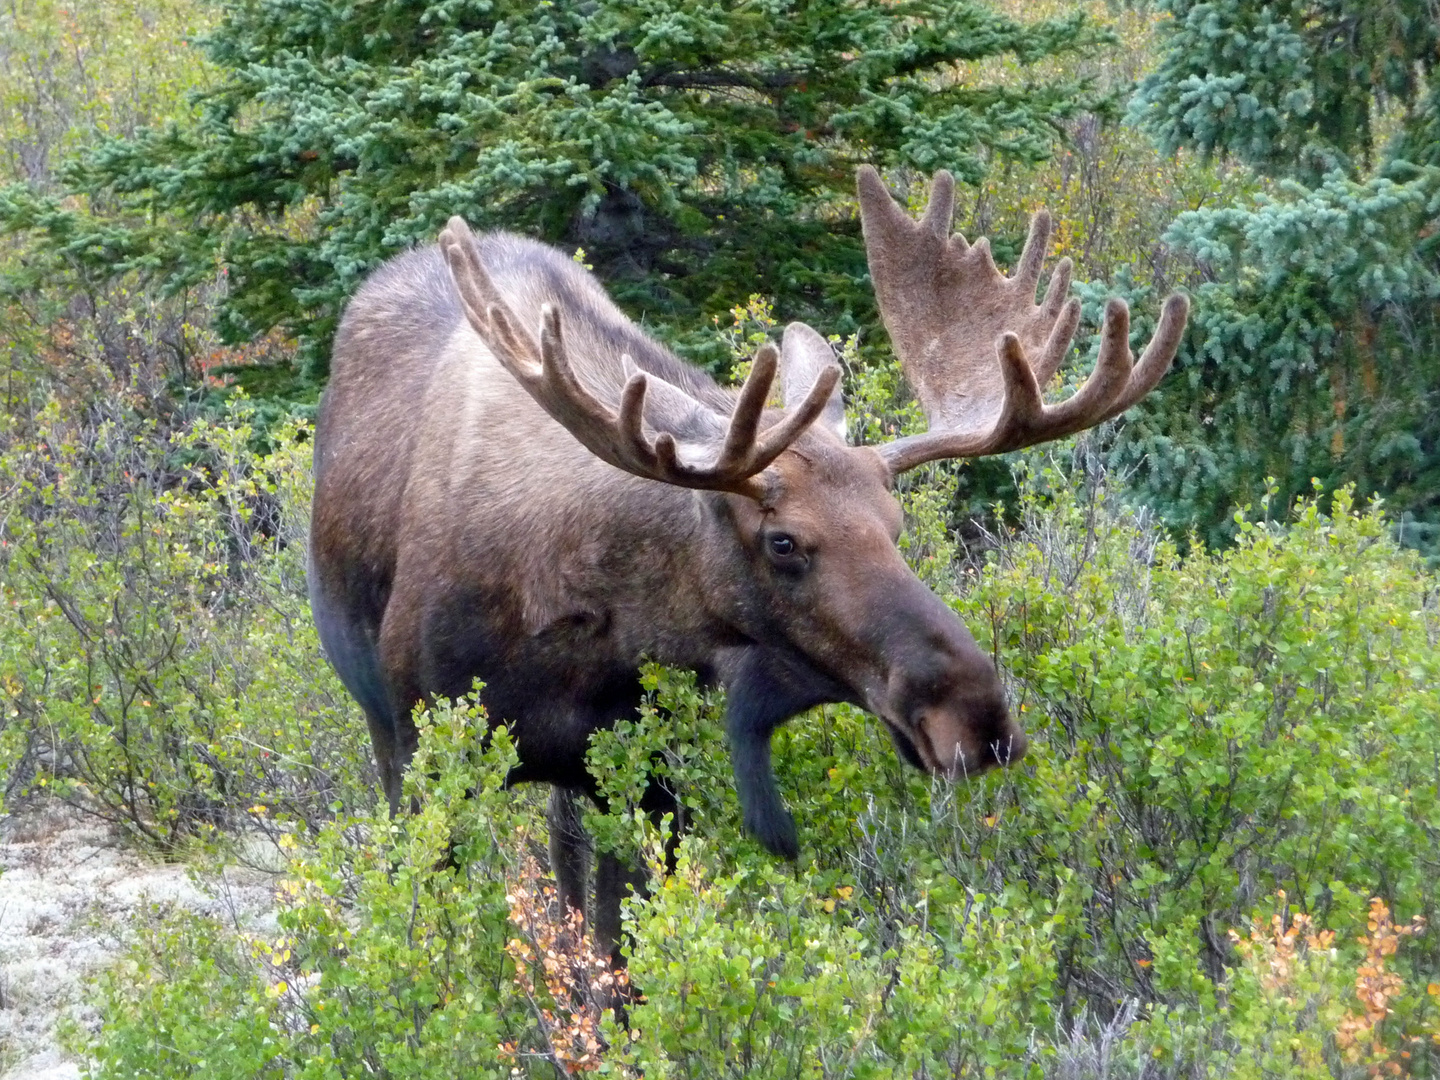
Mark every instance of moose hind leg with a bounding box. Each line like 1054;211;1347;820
547;786;592;922
592;850;633;970
308;566;407;811
548;787;637;1012
548;786;634;1007
592;777;681;969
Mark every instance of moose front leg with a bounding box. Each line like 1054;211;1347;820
550;777;680;976
547;786;592;923
724;649;842;860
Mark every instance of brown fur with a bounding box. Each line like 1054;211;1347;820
309;232;1020;955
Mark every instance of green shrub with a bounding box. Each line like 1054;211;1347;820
0;0;215;190
72;699;574;1078
0;385;368;843
958;475;1440;998
71;465;1440;1076
583;471;1439;1076
26;304;1435;1077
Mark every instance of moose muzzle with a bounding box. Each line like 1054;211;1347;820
866;580;1028;781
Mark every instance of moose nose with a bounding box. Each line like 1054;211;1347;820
866;572;1027;778
904;701;1027;780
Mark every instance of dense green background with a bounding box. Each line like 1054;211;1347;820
0;0;1437;1075
6;0;1437;554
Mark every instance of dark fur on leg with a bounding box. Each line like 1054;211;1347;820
724;649;845;860
547;786;592;921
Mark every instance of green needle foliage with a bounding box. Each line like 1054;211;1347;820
1112;0;1440;560
1;0;1112;385
1130;0;1439;184
1107;166;1440;555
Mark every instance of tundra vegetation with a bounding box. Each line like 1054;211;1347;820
0;0;1437;1077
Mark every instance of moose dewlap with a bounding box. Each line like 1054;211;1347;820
308;167;1189;961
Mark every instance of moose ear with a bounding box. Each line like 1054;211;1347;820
780;322;846;441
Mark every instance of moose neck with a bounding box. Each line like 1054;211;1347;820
562;476;745;670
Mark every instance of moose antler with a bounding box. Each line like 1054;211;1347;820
857;167;1189;475
438;217;840;497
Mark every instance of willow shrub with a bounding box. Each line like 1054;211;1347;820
0;391;368;843
75;463;1440;1078
74;703;538;1079
589;475;1440;1077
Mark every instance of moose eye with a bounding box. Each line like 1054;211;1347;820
764;533;808;575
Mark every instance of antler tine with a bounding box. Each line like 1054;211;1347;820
1014;210;1052;291
920;170;956;240
617;366;654;463
717;344;780;472
1032;294;1083;389
649;346;841;487
750;362;841;465
536;304;621;439
439;217;541;381
1097;293;1190;423
707;345;841;476
858;168;1190;476
439;214;840;496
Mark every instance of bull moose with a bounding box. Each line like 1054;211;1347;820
308;167;1189;960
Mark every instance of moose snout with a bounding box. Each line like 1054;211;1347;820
859;572;1028;779
906;702;1028;780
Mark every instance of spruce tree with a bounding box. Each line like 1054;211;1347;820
2;0;1109;384
1131;0;1438;183
1117;0;1440;558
